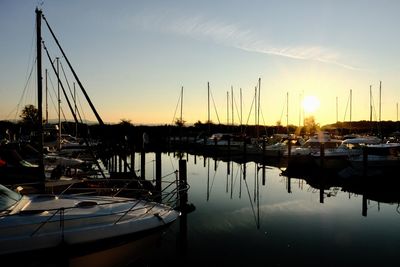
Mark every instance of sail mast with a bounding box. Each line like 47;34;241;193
36;7;45;191
180;86;183;124
231;86;234;126
45;69;48;123
57;57;61;150
286;92;289;134
207;82;210;134
379;81;382;122
370;85;372;122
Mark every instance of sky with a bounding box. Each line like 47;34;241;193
1;0;400;127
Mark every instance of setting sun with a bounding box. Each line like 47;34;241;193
302;95;320;113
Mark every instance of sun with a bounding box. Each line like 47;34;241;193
302;95;320;113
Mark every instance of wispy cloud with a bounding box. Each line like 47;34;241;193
129;9;362;71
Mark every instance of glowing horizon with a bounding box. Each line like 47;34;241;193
1;1;399;127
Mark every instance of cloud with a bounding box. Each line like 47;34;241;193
129;9;362;70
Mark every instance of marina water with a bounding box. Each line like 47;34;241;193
22;152;400;266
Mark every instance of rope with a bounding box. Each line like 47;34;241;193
210;90;221;124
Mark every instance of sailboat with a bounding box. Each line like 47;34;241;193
0;8;180;257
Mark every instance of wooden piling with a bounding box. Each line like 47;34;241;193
362;195;367;217
363;146;368;177
179;159;188;208
140;150;145;180
155;151;162;202
118;154;122;172
320;143;325;169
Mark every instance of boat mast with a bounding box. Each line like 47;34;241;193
257;78;261;138
74;82;77;137
286;92;289;135
45;68;48;123
254;86;257;137
36;7;45;191
349;89;352;132
57;57;61;150
231;86;234;126
207;82;210;134
240;88;243;133
370;85;372;122
180;86;183;124
379;81;382;122
227;91;229;126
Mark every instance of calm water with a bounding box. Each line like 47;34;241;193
22;152;400;266
130;152;400;266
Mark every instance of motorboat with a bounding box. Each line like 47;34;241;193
342;142;400;177
260;135;305;157
0;183;180;256
311;136;382;170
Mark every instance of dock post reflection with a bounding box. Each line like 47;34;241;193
155;151;161;202
362;195;367;217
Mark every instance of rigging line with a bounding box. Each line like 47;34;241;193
42;13;104;125
47;74;67;121
243;175;258;227
12;58;37;120
59;61;85;124
231;162;241;191
279;95;286;124
259;108;269;136
343;92;350;122
209;90;221;124
76;90;87;123
171;90;181;124
168;154;176;173
245;92;255;126
233;92;241;125
208;160;219;197
11;20;37;120
43;41;106;179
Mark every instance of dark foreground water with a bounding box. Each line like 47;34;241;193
18;152;400;267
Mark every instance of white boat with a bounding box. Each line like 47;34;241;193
261;135;305;157
0;183;180;256
343;142;400;177
284;132;342;157
311;136;382;170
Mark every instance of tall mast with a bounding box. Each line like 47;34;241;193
240;88;242;133
379;81;382;122
45;68;48;123
227;91;229;126
231;86;234;126
254;86;257;137
35;7;45;191
370;85;372;122
286;92;289;134
74;82;77;137
207;82;210;133
257;78;261;138
180;86;183;124
57;57;61;150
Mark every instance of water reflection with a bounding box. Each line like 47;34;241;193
16;152;399;266
12;230;167;267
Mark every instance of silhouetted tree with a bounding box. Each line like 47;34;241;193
20;104;38;124
304;116;320;135
175;118;186;127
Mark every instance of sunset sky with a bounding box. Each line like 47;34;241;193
1;0;399;126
